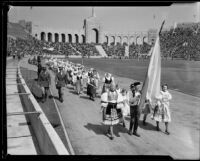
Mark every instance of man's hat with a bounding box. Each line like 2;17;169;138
130;82;141;88
59;66;63;69
42;66;46;70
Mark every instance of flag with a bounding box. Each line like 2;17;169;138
139;36;161;109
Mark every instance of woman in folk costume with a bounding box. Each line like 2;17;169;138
72;68;78;90
87;74;97;101
76;70;83;95
117;88;130;128
93;69;100;94
115;84;121;95
82;70;88;90
66;66;73;85
102;83;123;140
151;84;172;135
88;68;94;77
102;72;115;94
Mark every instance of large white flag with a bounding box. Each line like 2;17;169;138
139;36;161;109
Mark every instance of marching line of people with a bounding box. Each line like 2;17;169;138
34;56;173;140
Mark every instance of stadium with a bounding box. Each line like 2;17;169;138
5;4;200;159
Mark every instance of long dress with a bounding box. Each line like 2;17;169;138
76;74;83;94
87;77;97;99
102;90;123;125
151;90;172;122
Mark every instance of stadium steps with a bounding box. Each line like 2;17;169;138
95;45;108;57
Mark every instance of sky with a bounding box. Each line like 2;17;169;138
8;3;199;34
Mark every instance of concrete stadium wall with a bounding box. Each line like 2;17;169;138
17;63;69;155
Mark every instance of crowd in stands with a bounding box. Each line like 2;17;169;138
102;43;125;58
7;22;200;61
160;22;200;60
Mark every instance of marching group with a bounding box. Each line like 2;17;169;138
34;55;173;140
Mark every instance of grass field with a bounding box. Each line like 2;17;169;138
69;58;200;97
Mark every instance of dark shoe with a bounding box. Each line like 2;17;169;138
110;136;114;140
128;130;132;136
165;130;170;135
107;129;111;135
156;127;161;131
133;132;140;137
59;97;63;103
143;121;147;126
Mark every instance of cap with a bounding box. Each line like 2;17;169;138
134;82;141;86
42;66;46;70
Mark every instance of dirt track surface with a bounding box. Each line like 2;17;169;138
20;58;200;158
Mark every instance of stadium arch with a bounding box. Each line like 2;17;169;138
41;32;46;41
75;34;79;43
68;34;72;43
48;32;52;42
61;33;65;43
54;33;59;42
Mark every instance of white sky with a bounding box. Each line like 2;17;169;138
8;3;199;34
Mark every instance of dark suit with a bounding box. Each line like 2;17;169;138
38;70;51;101
55;71;67;101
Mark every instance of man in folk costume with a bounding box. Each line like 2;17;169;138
128;82;141;137
102;72;115;93
55;66;68;102
101;83;122;140
38;66;51;103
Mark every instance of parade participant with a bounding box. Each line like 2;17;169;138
72;69;78;90
115;84;121;95
37;62;42;79
38;66;51;103
82;70;88;89
117;88;130;127
55;66;68;102
151;84;172;135
93;69;100;95
87;74;97;101
128;82;141;137
76;70;83;95
88;68;94;77
142;99;152;126
102;83;122;140
102;73;115;93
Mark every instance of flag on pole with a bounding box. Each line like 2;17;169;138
139;20;165;110
139;36;161;109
